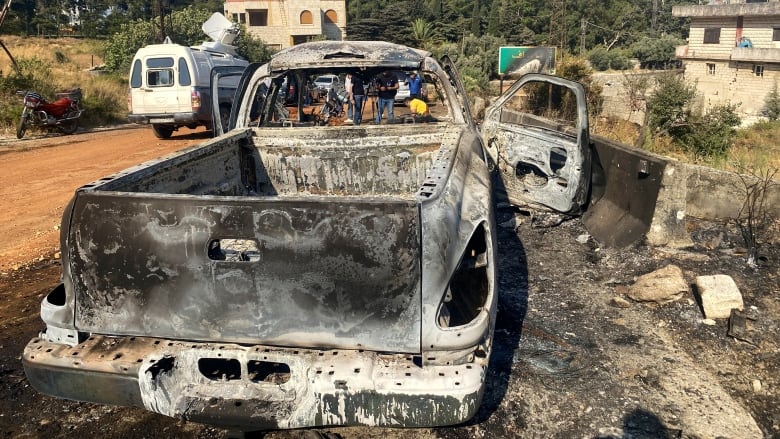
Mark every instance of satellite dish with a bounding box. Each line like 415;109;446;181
202;12;240;46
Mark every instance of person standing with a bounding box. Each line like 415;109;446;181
350;72;367;125
344;73;353;123
408;72;423;100
374;71;399;124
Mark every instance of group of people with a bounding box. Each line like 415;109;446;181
342;70;428;126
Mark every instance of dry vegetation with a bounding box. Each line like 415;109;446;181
593;116;780;172
0;35;127;135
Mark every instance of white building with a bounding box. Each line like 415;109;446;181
673;0;780;123
224;0;347;50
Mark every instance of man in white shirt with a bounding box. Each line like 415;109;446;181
344;73;353;123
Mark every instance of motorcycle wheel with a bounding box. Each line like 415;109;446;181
16;113;28;139
58;118;79;135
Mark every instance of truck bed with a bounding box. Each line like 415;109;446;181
65;125;464;352
100;125;462;200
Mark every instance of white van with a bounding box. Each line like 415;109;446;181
127;13;248;139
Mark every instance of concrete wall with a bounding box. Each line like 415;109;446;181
587;139;780;247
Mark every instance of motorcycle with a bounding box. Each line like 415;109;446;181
15;88;83;139
317;87;348;125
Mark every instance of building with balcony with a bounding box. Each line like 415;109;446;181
224;0;347;51
673;0;780;123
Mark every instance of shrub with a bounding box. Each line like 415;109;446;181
587;47;631;71
762;82;780;121
630;34;685;70
678;104;741;158
79;74;129;127
556;55;603;117
647;73;696;135
647;74;741;158
54;50;69;64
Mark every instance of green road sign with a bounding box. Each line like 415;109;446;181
498;46;556;76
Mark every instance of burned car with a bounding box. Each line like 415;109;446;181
23;41;589;430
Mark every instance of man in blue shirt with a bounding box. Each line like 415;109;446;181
408;72;423;100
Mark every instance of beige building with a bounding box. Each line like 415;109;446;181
673;0;780;124
224;0;347;50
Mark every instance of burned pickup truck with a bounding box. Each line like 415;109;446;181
23;41;589;430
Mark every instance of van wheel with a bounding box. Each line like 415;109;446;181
152;124;174;139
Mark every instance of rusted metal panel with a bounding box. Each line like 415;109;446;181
23;335;487;429
583;135;667;248
70;195;421;352
269;41;429;71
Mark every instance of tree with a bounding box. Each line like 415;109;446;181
630;34;684;69
411;18;434;48
647;73;696;135
104;7;272;73
469;0;481;36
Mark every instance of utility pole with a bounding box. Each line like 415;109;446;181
0;0;20;75
580;19;586;55
652;0;658;31
158;0;168;42
549;0;567;58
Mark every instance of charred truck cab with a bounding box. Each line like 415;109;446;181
23;41;588;431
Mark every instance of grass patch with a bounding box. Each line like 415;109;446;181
594;116;780;172
0;35;121;135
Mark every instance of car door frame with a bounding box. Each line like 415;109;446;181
210;64;256;136
481;73;591;214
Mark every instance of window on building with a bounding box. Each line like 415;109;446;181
703;28;721;44
773;28;780;41
324;10;338;24
232;13;246;24
300;10;313;25
248;10;268;26
707;63;716;75
754;65;764;77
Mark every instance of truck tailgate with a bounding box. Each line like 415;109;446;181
69;193;421;353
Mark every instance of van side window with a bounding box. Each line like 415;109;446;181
178;58;191;86
130;59;142;88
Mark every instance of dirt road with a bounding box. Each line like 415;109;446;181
0;126;209;273
0;127;777;438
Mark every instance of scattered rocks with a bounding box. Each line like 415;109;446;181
695;274;744;319
610;296;631;308
752;379;762;393
701;318;717;326
627;264;688;303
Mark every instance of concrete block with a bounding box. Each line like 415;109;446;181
696;275;744;319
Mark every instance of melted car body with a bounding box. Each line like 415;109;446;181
24;41;588;430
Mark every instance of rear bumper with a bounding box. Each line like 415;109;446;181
127;112;200;125
23;335;487;430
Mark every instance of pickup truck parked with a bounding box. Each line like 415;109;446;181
23;41;590;431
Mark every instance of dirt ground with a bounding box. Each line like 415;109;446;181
0;127;778;438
